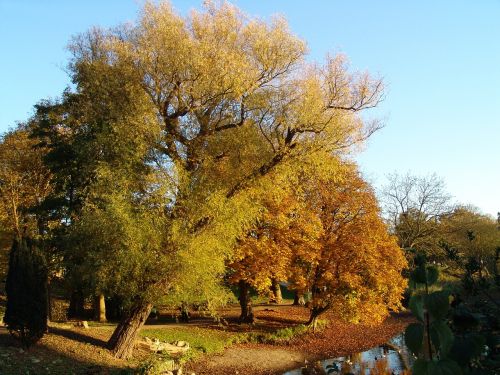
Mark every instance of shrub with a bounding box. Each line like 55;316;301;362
4;237;48;347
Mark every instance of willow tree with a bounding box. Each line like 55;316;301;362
63;1;384;358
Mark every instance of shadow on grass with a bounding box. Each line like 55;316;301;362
48;326;108;348
0;327;130;375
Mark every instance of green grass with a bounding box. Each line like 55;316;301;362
141;319;327;364
140;326;235;363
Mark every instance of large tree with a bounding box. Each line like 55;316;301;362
381;172;453;258
33;1;384;358
292;167;407;328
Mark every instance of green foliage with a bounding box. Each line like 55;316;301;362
425;291;450;321
405;254;460;370
448;334;486;367
413;358;462;375
4;237;48;347
404;253;496;374
409;294;424;321
136;356;179;375
404;322;424;355
409;253;440;288
429;320;454;356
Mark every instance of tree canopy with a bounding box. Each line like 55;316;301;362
0;0;402;359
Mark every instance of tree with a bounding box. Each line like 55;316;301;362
35;0;384;358
227;183;322;322
0;125;52;238
0;125;53;318
291;167;407;328
382;173;453;258
4;237;48;347
439;206;500;290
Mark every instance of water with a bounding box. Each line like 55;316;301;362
284;334;413;375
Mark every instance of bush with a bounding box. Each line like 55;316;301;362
4;237;48;347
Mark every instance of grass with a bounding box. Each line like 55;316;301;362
140;326;235;363
140;319;327;364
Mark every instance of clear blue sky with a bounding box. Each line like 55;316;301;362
1;0;499;217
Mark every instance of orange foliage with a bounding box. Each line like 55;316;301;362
227;191;322;294
228;162;407;324
292;166;408;324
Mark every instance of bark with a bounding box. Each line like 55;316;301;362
107;301;152;359
179;302;190;323
47;280;52;323
270;279;282;304
307;306;327;332
67;289;85;319
293;291;305;306
238;280;254;324
94;294;107;323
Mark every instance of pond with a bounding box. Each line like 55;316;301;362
283;334;413;375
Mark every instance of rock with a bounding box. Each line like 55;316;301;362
74;320;89;329
141;337;190;355
173;341;189;349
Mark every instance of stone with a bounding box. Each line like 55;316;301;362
74;320;89;329
140;338;190;355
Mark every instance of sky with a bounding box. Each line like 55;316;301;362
1;0;499;217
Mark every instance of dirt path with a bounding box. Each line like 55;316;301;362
197;346;307;375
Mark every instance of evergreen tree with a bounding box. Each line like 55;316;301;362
4;237;48;347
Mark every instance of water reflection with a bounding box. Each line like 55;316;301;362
284;334;412;375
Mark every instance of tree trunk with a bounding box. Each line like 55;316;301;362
495;247;500;287
307;310;320;332
68;289;85;319
307;307;326;332
94;294;107;323
238;280;254;324
107;301;152;359
293;291;305;306
179;302;190;323
270;279;282;304
47;280;52;323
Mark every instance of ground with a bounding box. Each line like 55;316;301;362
186;306;413;375
0;303;413;375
